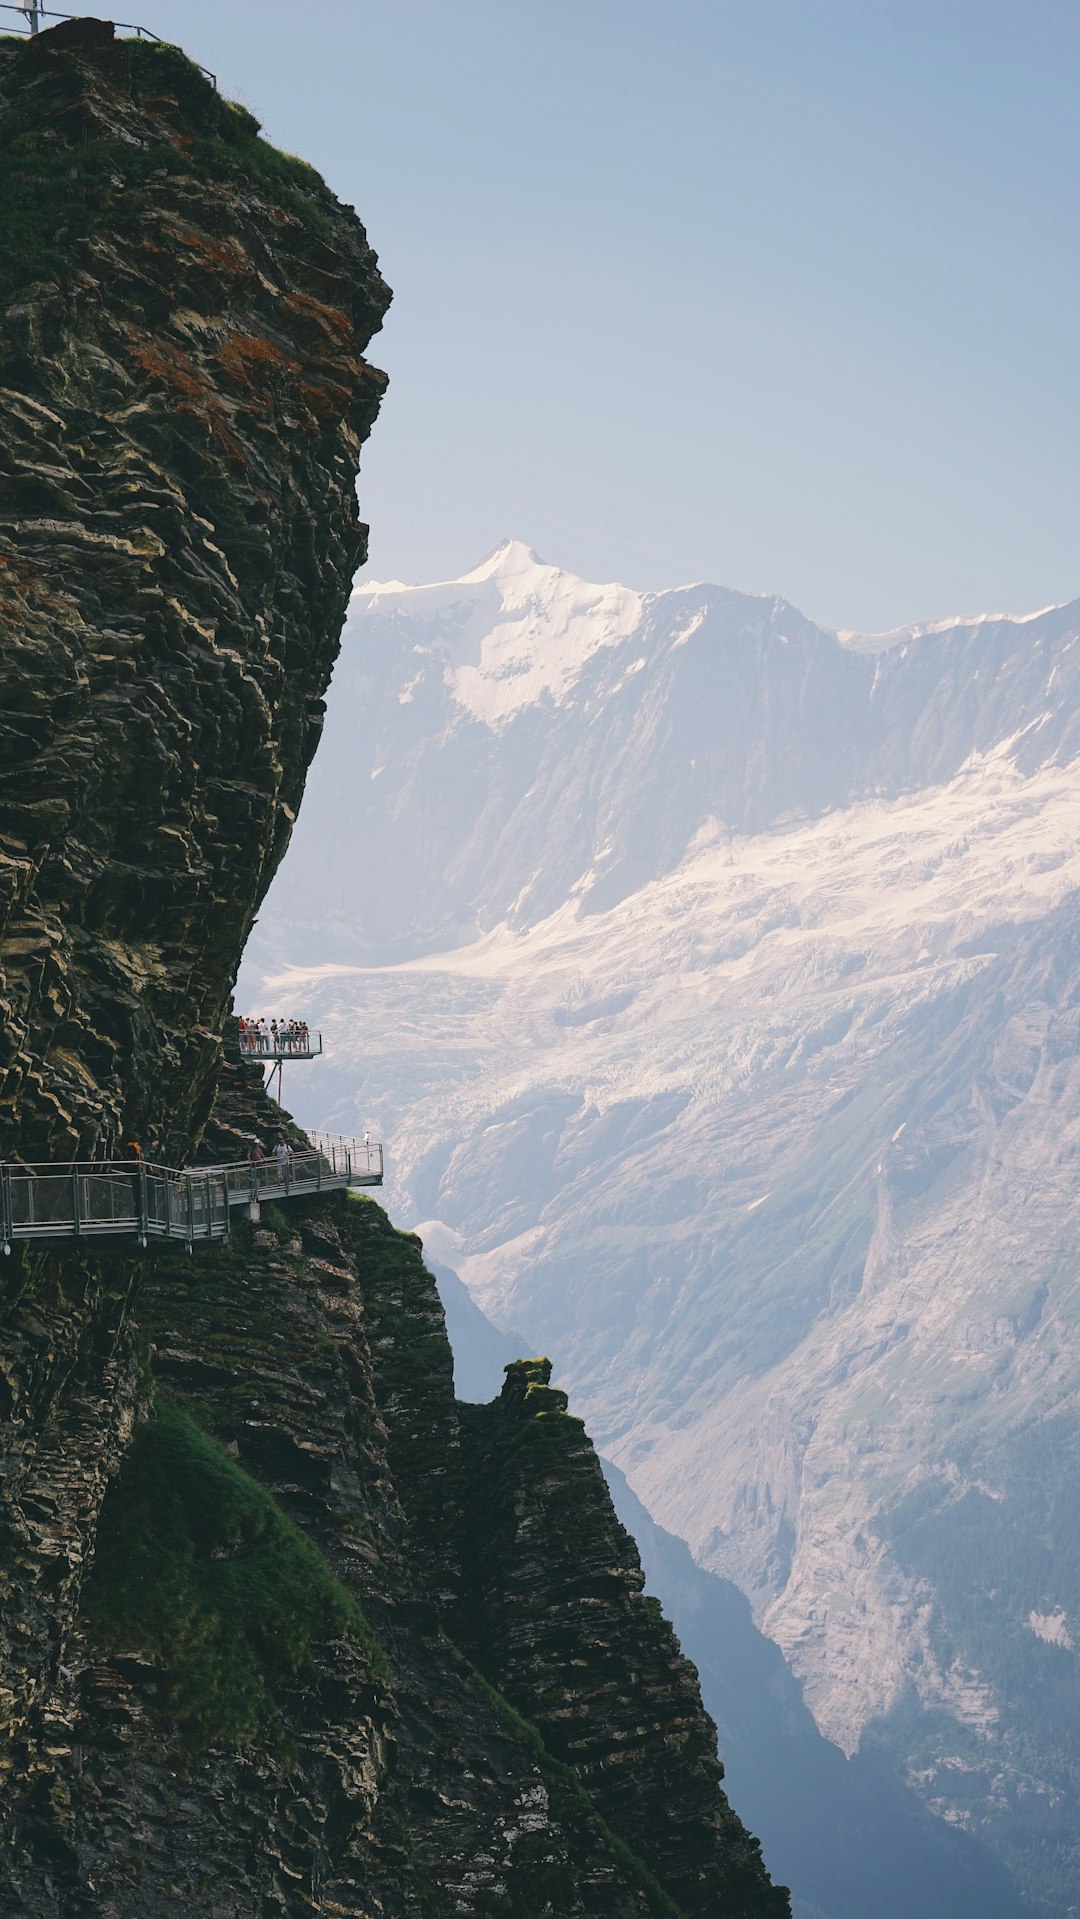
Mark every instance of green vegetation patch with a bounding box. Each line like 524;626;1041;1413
83;1400;386;1749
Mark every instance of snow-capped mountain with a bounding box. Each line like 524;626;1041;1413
241;541;1080;1913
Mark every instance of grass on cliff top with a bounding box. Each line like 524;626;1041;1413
0;35;341;284
82;1400;387;1751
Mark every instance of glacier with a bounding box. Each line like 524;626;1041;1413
241;540;1080;1912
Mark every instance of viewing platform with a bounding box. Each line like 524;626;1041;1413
238;1027;322;1061
0;1134;383;1255
238;1016;322;1101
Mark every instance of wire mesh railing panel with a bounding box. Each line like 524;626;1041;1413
307;1134;383;1182
80;1172;141;1227
289;1151;324;1186
224;1165;255;1203
9;1173;75;1230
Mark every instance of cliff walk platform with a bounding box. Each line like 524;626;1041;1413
0;1135;383;1255
237;1017;322;1102
238;1028;322;1061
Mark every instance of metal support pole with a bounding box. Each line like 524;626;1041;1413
186;1174;194;1246
72;1168;81;1239
1;1163;11;1254
137;1161;148;1248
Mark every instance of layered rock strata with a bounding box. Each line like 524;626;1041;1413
0;12;387;1854
1;1043;790;1913
0;17;389;1164
459;1360;790;1919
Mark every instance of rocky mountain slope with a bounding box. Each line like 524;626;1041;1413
0;28;788;1915
242;539;1080;1913
4;1045;785;1917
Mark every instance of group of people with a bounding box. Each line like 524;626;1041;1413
246;1136;295;1178
238;1015;312;1055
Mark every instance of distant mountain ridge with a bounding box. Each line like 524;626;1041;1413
253;539;1080;971
242;542;1080;1914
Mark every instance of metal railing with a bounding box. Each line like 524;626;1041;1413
307;1133;383;1185
0;5;218;85
238;1030;322;1061
0;1134;383;1252
0;1160;229;1252
224;1136;383;1204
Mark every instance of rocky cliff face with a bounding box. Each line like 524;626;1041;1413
0;17;388;1166
3;1046;790;1916
0;26;787;1915
0;14;387;1817
458;1361;788;1919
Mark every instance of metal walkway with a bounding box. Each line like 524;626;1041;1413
0;1135;382;1254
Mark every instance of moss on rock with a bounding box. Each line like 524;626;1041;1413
82;1399;387;1749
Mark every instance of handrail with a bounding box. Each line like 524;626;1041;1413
238;1031;322;1061
0;1159;230;1253
0;5;218;86
307;1131;383;1183
0;1138;383;1253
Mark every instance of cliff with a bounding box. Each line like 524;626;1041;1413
0;16;388;1166
0;22;789;1916
0;14;388;1827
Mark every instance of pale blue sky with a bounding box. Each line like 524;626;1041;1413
100;2;1078;628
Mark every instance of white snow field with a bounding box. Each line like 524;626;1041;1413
241;542;1080;1897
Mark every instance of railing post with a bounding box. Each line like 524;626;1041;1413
164;1173;172;1239
186;1174;194;1246
137;1162;148;1247
1;1163;11;1254
72;1168;81;1240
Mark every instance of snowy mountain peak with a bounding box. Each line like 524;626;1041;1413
458;536;546;583
355;541;645;727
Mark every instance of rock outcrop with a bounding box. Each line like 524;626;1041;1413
0;23;789;1916
0;14;387;1813
0;17;389;1166
459;1359;790;1918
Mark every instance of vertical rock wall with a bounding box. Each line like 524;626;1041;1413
459;1359;791;1919
0;14;388;1832
0;18;389;1165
